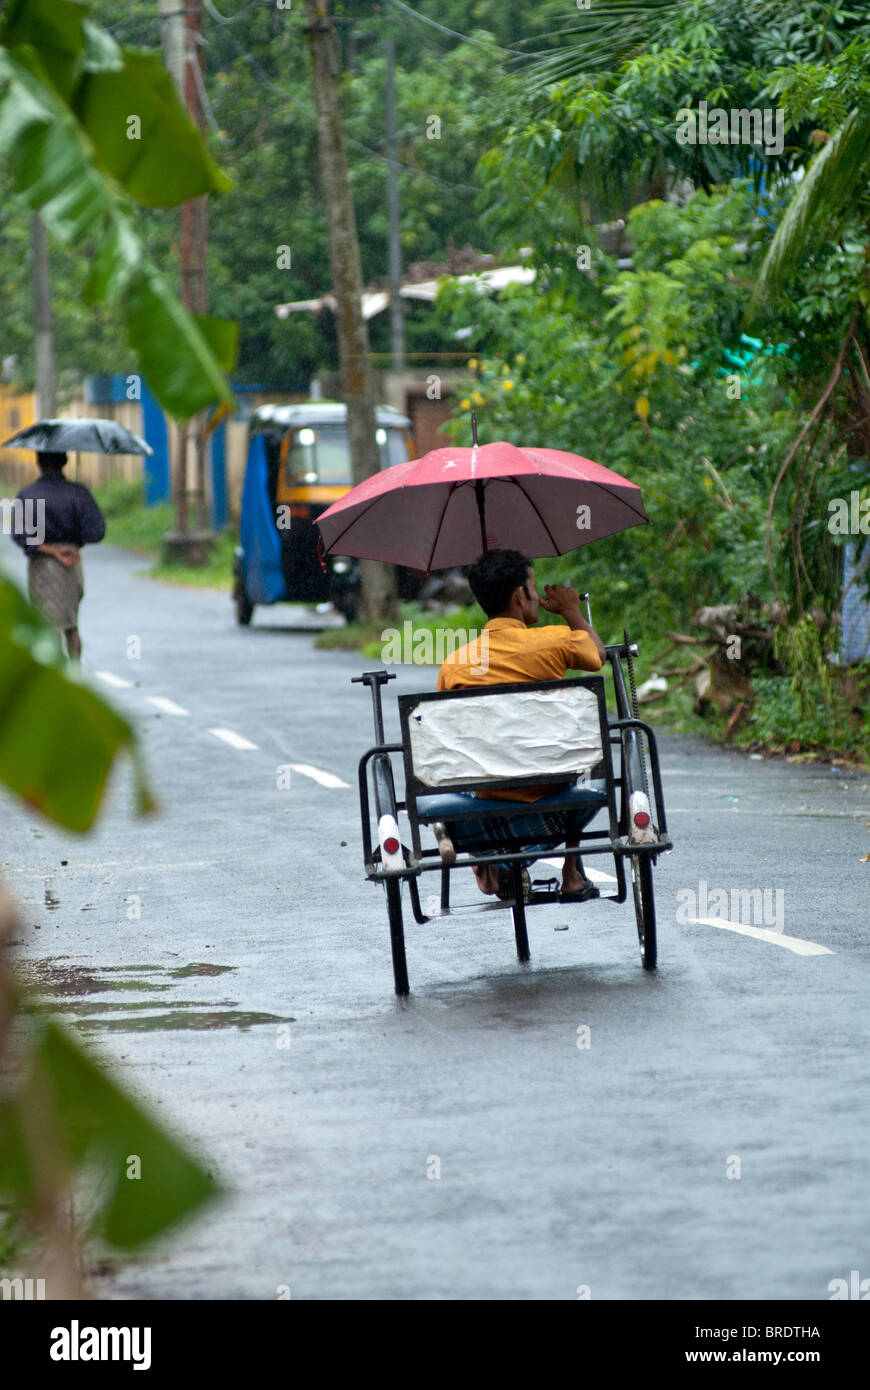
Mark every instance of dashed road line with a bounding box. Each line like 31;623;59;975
94;670;134;689
287;762;350;789
95;675;348;782
208;727;259;751
146;696;190;716
687;916;833;956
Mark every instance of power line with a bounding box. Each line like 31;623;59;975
187;31;224;138
105;3;485;192
382;0;548;60
201;0;262;25
202;12;484;194
344;131;482;194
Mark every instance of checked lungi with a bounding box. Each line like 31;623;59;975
27;553;84;631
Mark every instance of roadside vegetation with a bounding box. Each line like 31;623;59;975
94;480;235;589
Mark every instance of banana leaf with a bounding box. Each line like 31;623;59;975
0;576;155;830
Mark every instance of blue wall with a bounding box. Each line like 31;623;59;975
88;374;228;529
140;378;171;507
842;544;870;663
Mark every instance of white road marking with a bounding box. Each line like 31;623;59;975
208;727;259;751
687;916;833;956
287;762;350;789
147;696;189;716
94;670;133;689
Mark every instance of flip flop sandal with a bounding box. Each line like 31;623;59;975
531;877;561;897
558;884;600;903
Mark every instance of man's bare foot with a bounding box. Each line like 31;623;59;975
472;863;501;895
561;866;591;894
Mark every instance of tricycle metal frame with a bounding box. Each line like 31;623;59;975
354;639;672;995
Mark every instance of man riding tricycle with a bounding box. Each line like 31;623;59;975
317;425;673;995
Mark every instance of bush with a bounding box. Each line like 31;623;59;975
91;477;145;520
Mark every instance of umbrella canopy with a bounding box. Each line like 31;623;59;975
1;417;153;456
317;440;648;571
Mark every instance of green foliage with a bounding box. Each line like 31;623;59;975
82;0;541;387
103;498;174;553
745;619;865;754
436;185;796;642
90;474;144;519
0;1020;219;1252
151;532;235;591
91;481;236;586
749;109;870;317
0;0;236;418
0;575;154;829
0;574;218;1268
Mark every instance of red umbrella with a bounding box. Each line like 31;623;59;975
316;436;648;571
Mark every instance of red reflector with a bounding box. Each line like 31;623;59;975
383;837;400;855
633;811;650;828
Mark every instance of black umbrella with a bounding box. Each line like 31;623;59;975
1;417;153;456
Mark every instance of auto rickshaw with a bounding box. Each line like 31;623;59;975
233;401;421;624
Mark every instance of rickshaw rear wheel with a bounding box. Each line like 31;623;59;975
386;878;410;996
234;580;254;626
631;853;657;970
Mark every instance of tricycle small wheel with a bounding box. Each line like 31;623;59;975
386;878;410;995
234;578;254;626
631;853;657;970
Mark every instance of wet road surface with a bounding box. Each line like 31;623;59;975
1;540;869;1299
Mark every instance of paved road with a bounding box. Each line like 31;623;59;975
1;540;869;1300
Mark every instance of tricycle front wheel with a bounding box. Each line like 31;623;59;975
631;853;657;970
386;878;410;996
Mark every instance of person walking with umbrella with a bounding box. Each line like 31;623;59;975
9;450;106;659
3;416;152;660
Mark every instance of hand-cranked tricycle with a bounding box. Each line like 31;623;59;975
354;631;673;995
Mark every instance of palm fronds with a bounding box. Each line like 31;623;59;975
526;1;682;87
749;109;870;314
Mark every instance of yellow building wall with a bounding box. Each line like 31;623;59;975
0;391;146;492
0;388;38;488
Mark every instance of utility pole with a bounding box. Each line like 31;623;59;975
31;214;56;418
385;37;405;372
305;0;398;624
159;0;213;563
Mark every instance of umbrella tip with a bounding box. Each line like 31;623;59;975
471;410;478;447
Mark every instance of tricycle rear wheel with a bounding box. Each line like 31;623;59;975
631;853;657;970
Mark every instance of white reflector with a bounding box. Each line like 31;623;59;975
628;790;657;845
378;814;405;872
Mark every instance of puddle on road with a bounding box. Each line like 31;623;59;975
169;962;235;978
18;962;173;997
20;958;290;1033
76;1010;289;1033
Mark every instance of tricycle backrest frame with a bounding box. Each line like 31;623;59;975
398;676;611;796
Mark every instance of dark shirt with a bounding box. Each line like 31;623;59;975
11;473;106;550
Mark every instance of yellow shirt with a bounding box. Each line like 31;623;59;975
436;618;603;801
